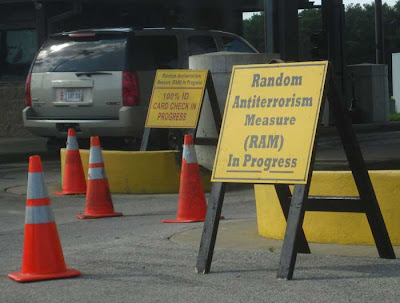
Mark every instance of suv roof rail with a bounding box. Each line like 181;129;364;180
50;27;236;38
142;27;167;30
52;28;134;37
171;27;195;30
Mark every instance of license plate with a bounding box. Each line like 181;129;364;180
59;89;83;102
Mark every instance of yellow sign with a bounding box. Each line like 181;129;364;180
212;61;328;184
145;70;208;128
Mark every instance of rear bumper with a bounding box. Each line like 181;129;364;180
22;106;147;138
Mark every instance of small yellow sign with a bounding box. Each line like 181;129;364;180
145;70;208;128
212;61;328;184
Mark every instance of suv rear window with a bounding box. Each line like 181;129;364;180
32;36;127;73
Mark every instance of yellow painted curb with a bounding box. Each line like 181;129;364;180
255;171;400;245
61;149;211;194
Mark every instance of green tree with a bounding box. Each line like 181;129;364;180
243;13;265;52
243;1;400;67
298;9;322;60
345;3;376;64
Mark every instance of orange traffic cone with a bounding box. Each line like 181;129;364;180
77;137;122;219
163;134;222;223
8;156;81;282
54;128;86;195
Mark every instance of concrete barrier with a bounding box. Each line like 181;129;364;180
189;52;279;170
61;149;211;194
255;171;400;245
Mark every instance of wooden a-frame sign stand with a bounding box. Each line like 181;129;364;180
140;71;222;151
195;65;396;280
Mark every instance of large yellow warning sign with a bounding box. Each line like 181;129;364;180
212;61;328;184
145;70;208;128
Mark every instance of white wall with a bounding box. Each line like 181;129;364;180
392;53;400;112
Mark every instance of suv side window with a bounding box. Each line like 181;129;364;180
222;36;256;53
132;35;178;70
188;35;217;56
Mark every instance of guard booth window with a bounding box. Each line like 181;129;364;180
0;29;37;81
188;36;217;56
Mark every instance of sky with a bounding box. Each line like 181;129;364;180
315;0;396;4
243;0;398;19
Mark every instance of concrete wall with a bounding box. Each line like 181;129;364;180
0;82;31;137
189;52;280;170
345;64;390;123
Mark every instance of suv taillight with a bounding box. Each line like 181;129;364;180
25;73;32;107
122;71;140;106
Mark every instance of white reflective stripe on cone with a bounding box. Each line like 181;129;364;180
88;167;107;180
183;144;198;164
25;205;55;224
89;146;104;164
66;136;79;151
27;172;48;199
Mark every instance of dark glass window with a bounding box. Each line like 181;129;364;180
0;29;37;81
222;36;256;53
188;36;217;56
132;35;178;70
32;36;126;73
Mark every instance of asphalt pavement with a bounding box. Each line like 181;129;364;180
1;126;400;302
2;125;400;169
0;178;399;303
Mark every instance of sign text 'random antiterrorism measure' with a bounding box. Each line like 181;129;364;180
212;61;328;184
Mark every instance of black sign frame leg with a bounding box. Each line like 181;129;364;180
274;184;311;254
276;65;395;280
276;71;328;279
196;182;226;274
327;68;395;260
195;62;395;280
276;183;313;279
